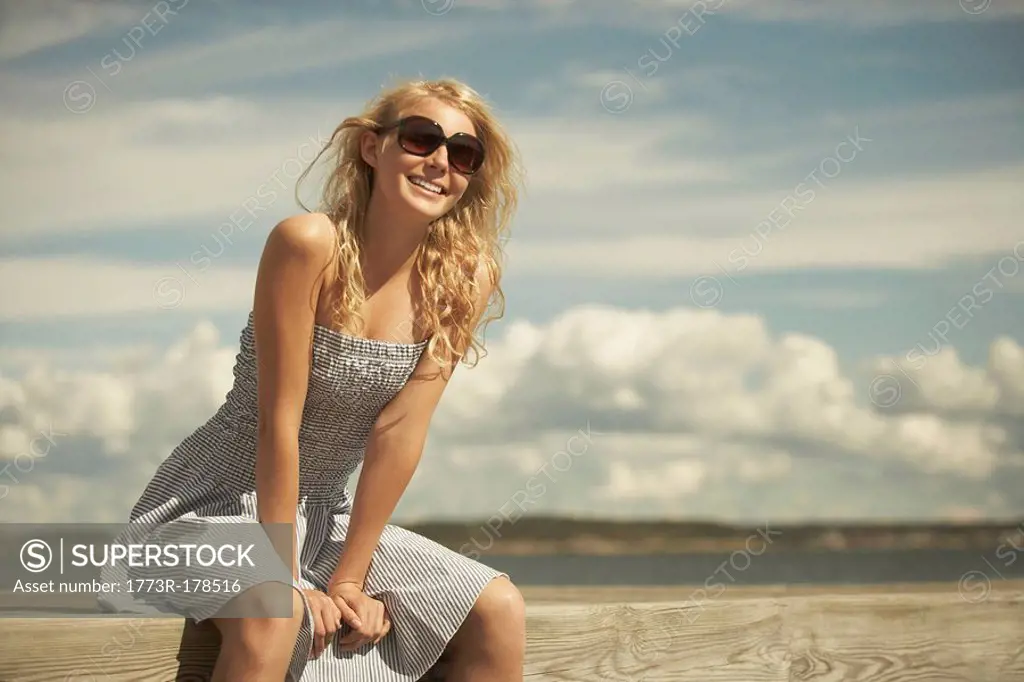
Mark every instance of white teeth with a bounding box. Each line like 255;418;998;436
409;177;444;195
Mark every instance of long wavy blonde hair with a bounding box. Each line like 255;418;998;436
295;78;524;370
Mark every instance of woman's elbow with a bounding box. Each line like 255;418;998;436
370;424;426;457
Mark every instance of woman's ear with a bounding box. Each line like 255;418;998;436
360;130;380;168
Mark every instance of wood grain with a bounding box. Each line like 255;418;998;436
0;583;1021;681
780;591;1024;682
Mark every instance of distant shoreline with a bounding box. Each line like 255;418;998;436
402;516;1024;555
0;517;1019;557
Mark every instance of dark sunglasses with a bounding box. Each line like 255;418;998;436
378;115;485;175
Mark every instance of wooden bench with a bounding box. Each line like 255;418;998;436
1;583;1021;680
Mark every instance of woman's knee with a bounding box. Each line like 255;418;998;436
471;576;526;629
215;586;306;653
224;581;306;619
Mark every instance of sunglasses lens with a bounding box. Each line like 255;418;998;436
448;141;484;174
399;118;443;156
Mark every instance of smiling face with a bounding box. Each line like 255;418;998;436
361;97;479;224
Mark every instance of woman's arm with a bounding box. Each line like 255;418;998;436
252;213;336;581
329;268;496;588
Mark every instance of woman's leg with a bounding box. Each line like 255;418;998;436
445;576;527;682
209;584;307;681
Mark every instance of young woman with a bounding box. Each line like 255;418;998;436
103;78;526;681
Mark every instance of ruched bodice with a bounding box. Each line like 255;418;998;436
186;312;430;503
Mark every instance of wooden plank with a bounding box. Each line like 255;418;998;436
780;591;1024;682
0;587;1020;681
0;617;218;681
522;600;788;681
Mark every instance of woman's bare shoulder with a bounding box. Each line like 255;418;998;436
262;212;337;268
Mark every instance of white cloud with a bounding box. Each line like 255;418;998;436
512;113;732;191
0;257;256;319
507;164;1024;277
0;0;141;60
869;337;1024;417
597;459;706;501
710;0;1024;27
748;288;890;310
456;0;1024;26
1;305;1020;523
51;15;483;100
0;95;347;236
3;5;482;79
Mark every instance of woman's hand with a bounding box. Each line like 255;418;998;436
301;588;342;659
326;581;392;651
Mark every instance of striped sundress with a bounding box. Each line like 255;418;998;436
98;311;506;681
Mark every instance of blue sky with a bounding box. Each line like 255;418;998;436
0;0;1022;524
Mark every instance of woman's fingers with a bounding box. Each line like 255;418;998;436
332;595;363;630
330;594;390;651
331;593;371;651
337;620;370;651
372;606;391;645
324;598;342;631
338;603;375;650
364;603;382;647
309;599;327;659
307;592;342;659
359;601;391;649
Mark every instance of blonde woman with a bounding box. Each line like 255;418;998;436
106;79;526;681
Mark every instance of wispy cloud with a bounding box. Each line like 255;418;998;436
713;0;1024;26
509;163;1023;276
0;257;255;319
455;0;1024;26
0;94;348;235
748;288;891;310
0;0;141;60
59;16;484;96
